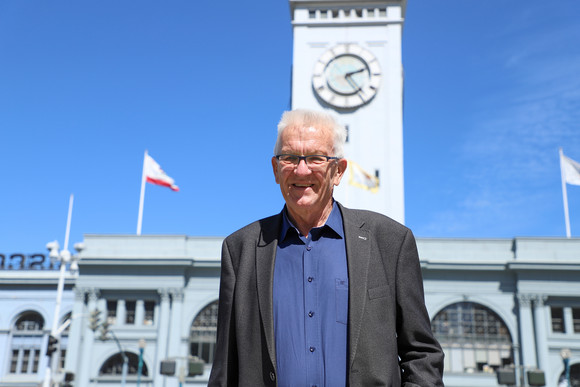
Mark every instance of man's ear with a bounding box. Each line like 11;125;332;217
334;158;348;186
271;157;280;184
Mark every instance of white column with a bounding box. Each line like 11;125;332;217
64;287;85;374
564;306;573;334
518;294;537;369
136;299;145;326
532;295;549;372
168;289;184;356
79;288;99;386
117;299;126;326
165;289;184;387
155;289;171;387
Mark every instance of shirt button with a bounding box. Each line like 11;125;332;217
306;246;312;251
308;311;314;317
309;346;315;352
308;277;313;282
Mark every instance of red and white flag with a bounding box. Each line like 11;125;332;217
144;154;179;191
561;152;580;186
559;148;580;238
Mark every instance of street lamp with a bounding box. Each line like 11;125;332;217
42;194;81;387
96;321;128;387
137;339;146;387
561;349;572;387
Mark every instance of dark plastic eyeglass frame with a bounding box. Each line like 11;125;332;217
275;154;340;166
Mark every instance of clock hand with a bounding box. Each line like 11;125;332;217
345;76;362;92
345;68;366;77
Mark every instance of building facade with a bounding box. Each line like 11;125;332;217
1;236;579;387
2;1;579;387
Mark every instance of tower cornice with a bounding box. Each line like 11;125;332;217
290;0;407;19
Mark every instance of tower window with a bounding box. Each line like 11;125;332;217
144;300;155;325
309;10;316;19
551;307;565;333
125;301;136;324
573;308;580;333
107;300;117;324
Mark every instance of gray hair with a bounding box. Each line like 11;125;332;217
273;109;347;158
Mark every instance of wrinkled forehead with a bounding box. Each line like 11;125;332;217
281;125;333;140
280;125;334;152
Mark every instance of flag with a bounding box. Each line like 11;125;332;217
144;154;179;191
561;153;580;186
347;160;379;193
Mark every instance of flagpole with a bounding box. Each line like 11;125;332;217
137;150;148;235
560;148;572;238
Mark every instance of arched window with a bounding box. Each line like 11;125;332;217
10;311;44;374
99;352;148;376
189;301;218;364
431;302;513;374
558;363;580;387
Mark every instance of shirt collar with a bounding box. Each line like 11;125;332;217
280;201;344;240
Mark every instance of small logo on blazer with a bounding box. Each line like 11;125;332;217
358;235;367;240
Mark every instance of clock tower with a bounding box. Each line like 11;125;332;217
289;0;406;224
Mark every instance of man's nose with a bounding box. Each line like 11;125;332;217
295;159;311;174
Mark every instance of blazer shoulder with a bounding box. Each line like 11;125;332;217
340;204;411;237
224;213;281;245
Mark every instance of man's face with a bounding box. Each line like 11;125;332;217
271;125;346;221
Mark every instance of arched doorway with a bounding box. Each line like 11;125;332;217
189;301;218;365
99;352;148;376
431;301;514;374
9;311;44;375
558;362;580;387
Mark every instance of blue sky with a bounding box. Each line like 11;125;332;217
1;1;580;255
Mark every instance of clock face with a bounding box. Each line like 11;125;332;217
312;44;381;109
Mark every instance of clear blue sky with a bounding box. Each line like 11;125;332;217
1;1;580;255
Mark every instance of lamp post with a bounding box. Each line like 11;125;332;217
137;338;146;387
97;325;128;387
561;349;571;387
43;194;81;387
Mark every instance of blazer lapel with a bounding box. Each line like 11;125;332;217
256;214;282;369
339;205;371;370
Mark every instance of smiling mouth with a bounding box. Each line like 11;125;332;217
293;183;313;188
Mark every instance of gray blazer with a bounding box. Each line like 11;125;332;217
208;203;444;387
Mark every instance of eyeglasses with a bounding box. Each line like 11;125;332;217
275;154;339;167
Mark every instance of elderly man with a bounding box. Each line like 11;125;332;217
209;109;444;387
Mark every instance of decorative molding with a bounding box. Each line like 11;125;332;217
169;288;184;302
87;288;100;303
533;294;548;307
158;288;170;301
73;286;87;300
517;293;534;307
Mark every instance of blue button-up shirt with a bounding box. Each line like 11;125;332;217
273;202;348;387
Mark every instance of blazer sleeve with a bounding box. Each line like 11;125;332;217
396;229;445;387
208;239;238;387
